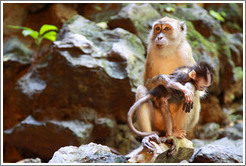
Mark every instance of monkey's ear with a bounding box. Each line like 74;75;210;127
180;21;187;32
189;70;196;80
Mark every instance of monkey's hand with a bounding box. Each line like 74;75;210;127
182;101;193;113
142;133;161;152
183;88;194;103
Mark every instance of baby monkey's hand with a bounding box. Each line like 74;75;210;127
183;88;194;103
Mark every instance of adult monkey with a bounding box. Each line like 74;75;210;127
136;16;200;150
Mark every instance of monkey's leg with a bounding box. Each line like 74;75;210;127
157;98;181;156
158;97;173;137
171;104;187;138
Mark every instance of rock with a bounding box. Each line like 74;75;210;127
204;4;243;33
49;142;128;163
218;126;243;140
226;33;243;67
17;158;42;163
127;137;194;163
23;4;78;32
26;4;48;13
233;105;243;116
114;124;141;155
3;4;28;35
4;15;145;162
4;115;93;162
192;139;210;148
174;4;224;39
199;96;229;126
91;117;117;147
195;123;220;140
234;122;243;132
3;38;33;130
191;137;243;163
31;15;145;122
3;37;33;64
108;3;161;46
77;3;123;22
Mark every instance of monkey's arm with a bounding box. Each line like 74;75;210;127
146;74;194;103
168;81;194;103
145;74;172;91
182;82;195;113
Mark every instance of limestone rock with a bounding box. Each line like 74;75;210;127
191;137;243;163
108;3;161;46
199;96;229;126
49;142;128;163
218;126;243;140
3;38;33;130
77;3;122;23
4;116;93;162
195;123;220;140
17;158;42;163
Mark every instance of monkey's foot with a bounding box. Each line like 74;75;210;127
170;130;186;139
160;137;176;157
142;133;161;152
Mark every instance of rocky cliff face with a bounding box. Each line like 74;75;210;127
3;3;243;163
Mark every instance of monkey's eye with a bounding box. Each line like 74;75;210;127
155;26;161;31
164;27;171;31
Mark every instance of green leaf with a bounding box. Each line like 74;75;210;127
21;29;39;39
22;29;33;36
221;11;227;17
42;31;57;42
8;25;39;39
7;25;31;30
209;10;225;22
39;24;58;35
29;31;39;40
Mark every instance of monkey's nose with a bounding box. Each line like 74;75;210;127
157;37;163;40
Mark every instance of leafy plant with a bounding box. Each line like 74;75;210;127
8;24;58;49
209;10;226;22
8;24;59;71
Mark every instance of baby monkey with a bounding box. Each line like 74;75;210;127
128;61;213;139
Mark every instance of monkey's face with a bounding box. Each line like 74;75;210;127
151;17;186;49
195;77;211;91
153;23;173;48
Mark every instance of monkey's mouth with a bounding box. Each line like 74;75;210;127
156;44;165;48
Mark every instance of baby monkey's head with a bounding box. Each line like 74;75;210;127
188;61;214;91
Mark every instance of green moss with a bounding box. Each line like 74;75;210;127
186;22;218;57
151;3;177;14
225;22;242;32
216;36;232;58
234;66;243;80
229;114;243;121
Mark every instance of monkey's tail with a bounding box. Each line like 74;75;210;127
127;94;157;137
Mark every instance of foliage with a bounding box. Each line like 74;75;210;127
8;24;58;49
209;10;226;22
